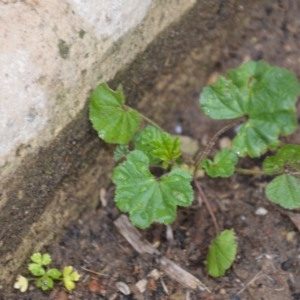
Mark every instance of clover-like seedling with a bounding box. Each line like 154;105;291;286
14;252;80;293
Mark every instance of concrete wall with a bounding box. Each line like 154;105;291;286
0;0;197;285
0;0;195;183
0;0;259;288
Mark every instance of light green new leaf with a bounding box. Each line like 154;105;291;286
63;266;80;291
263;144;300;175
207;229;237;278
200;61;300;157
112;150;193;229
28;263;45;277
134;125;182;167
89;83;140;144
47;268;62;280
30;253;51;266
265;174;300;209
201;148;238;178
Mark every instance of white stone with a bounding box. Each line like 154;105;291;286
255;207;268;216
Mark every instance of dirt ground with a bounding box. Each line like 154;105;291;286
4;1;300;300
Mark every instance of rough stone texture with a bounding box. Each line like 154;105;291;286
0;0;262;288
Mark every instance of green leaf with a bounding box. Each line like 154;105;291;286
113;144;129;161
265;174;300;209
37;275;54;291
134;125;163;164
41;253;51;266
112;150;193;229
134;125;182;167
207;229;237;277
201;148;238;178
47;268;62;280
263;144;300;175
63;266;80;291
89;83;140;144
30;253;51;266
28;263;45;277
200;61;300;157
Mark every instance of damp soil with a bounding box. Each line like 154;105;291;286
4;2;300;300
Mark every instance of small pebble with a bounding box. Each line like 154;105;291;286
175;124;182;134
116;281;131;295
286;231;296;242
240;215;246;221
219;136;232;149
135;279;147;293
255;207;268;216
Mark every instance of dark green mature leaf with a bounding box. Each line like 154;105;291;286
265;175;300;209
201;148;238;178
200;61;300;157
89;83;140;144
207;230;237;278
263;144;300;175
112;150;193;229
134;125;182;168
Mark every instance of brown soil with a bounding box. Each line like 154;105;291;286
4;1;300;300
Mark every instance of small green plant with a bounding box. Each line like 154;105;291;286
14;253;80;293
89;60;300;278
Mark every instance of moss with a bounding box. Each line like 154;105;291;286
58;39;70;60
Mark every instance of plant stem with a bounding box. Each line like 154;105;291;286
194;117;245;173
193;178;219;236
235;168;266;175
138;111;164;132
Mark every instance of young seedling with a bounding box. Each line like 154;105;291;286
14;252;80;293
89;60;300;278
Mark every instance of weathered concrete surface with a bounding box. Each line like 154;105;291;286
0;0;195;182
0;0;195;284
0;0;262;288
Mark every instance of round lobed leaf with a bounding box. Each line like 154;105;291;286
89;83;140;144
265;174;300;209
200;61;300;157
263;144;300;175
112;150;193;229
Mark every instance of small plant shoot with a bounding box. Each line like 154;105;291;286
201;148;238;178
14;253;80;293
88;60;300;281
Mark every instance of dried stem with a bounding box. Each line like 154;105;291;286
193;179;219;236
194;117;245;172
235;168;266;176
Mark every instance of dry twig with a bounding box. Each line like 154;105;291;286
114;214;210;292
